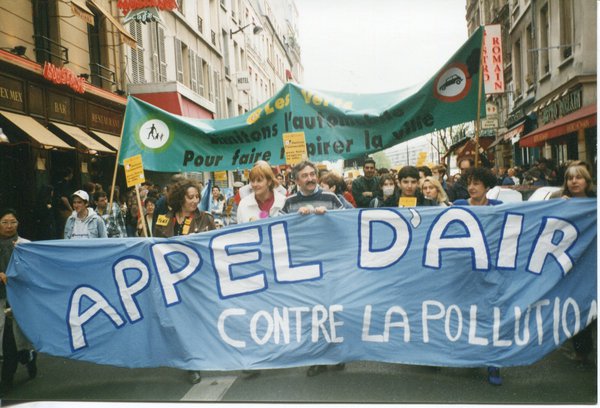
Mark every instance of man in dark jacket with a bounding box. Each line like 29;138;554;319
447;158;472;202
351;158;380;208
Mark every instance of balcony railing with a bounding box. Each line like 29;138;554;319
90;62;116;89
33;35;69;65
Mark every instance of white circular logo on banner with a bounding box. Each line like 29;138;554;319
139;120;170;149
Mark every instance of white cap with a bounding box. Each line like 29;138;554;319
233;181;244;188
72;190;89;202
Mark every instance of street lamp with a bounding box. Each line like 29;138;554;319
230;23;263;39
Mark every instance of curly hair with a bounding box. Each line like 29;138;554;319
167;179;201;213
463;167;496;189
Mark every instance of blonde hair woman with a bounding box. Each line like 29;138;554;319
561;161;595;198
421;176;449;206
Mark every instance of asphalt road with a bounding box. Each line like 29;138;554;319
2;340;596;405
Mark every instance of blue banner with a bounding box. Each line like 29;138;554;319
7;200;597;370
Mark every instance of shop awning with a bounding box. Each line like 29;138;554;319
50;122;114;153
87;0;137;48
90;130;122;151
519;104;597;148
0;110;73;150
502;122;525;141
71;0;95;25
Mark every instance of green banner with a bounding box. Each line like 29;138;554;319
119;27;485;172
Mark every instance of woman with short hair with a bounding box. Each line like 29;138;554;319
237;163;286;223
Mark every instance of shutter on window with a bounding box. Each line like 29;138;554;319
196;55;205;97
189;51;198;92
158;26;167;82
175;39;184;83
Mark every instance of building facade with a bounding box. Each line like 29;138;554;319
467;0;597;171
0;0;302;237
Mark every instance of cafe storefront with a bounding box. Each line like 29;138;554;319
519;86;597;168
0;49;125;238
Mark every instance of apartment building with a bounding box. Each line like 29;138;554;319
466;0;596;169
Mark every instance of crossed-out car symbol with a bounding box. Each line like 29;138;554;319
439;74;463;91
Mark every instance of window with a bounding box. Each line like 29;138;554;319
214;70;222;118
189;51;198;92
129;21;145;84
151;22;166;82
197;55;206;97
174;39;184;83
559;0;573;59
32;0;65;64
513;39;522;95
539;4;550;74
525;24;534;87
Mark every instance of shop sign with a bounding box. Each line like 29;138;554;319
43;62;86;94
117;0;177;14
48;92;72;122
89;103;123;134
539;89;582;126
483;25;504;94
481;118;498;129
0;76;24;111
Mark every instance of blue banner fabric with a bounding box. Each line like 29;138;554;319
7;199;597;370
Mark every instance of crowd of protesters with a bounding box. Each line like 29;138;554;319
0;154;595;393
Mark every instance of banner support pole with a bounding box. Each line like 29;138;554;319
108;110;127;216
474;26;486;168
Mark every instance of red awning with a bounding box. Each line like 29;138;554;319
502;122;525;141
519;104;597;148
134;92;213;119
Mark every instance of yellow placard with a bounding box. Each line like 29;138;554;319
399;197;417;207
243;170;249;180
282;132;308;165
416;152;428;167
124;154;146;187
155;214;170;226
214;171;227;181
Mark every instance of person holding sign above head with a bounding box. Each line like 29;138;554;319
451;166;503;385
237;163;286;224
152;179;215;384
397;166;425;207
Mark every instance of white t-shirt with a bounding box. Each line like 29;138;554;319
71;218;91;239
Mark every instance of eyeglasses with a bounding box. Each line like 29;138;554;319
0;221;18;226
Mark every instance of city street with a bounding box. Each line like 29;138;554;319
2;340;596;405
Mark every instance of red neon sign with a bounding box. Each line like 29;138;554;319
43;62;86;94
117;0;177;14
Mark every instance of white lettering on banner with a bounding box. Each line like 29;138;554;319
152;243;202;305
69;286;125;350
527;217;579;275
114;257;151;322
211;227;265;298
424;208;490;270
362;305;410;342
359;209;411;269
217;305;343;348
270;222;322;283
496;213;524;269
211;223;323;299
213;298;595;350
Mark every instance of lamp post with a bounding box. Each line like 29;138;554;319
230;23;263;39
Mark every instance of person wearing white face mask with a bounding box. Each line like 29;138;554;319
369;174;400;208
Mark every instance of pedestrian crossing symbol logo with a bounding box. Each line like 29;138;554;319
139;119;170;149
433;62;471;103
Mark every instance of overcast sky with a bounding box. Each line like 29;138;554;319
295;0;469;94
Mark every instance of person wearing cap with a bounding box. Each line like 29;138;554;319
64;190;107;239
